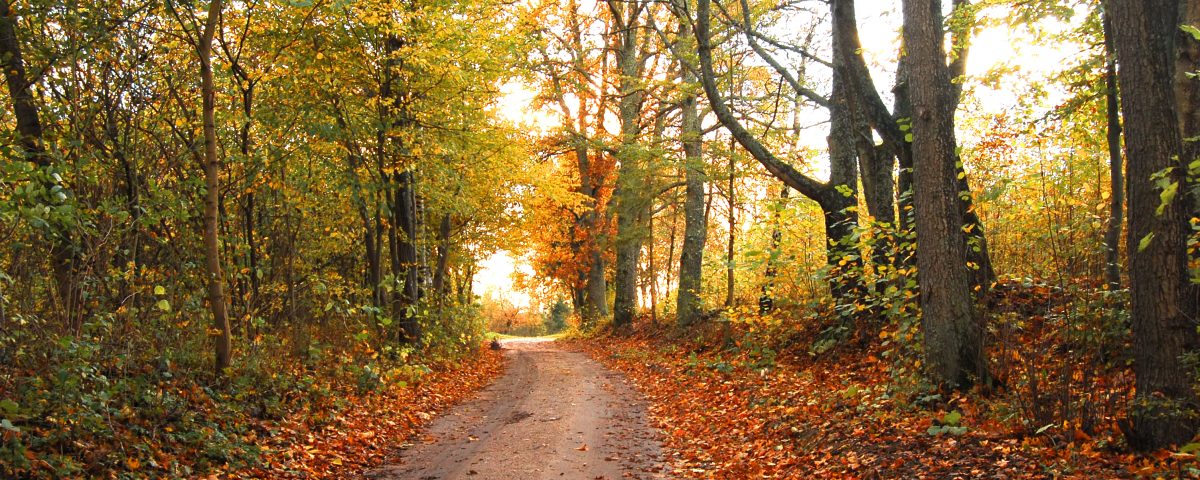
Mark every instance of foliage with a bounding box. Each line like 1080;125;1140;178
542;298;572;334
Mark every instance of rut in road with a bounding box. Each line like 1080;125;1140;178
367;338;666;480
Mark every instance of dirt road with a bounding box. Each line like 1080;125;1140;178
368;338;665;480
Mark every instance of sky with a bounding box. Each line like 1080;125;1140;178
477;3;1085;312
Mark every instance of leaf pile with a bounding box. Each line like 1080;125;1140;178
572;328;1187;479
234;345;505;478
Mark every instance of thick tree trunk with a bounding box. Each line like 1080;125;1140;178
826;10;864;302
198;0;232;373
583;248;608;320
1103;6;1124;290
610;0;648;329
677;66;707;326
396;170;422;342
1110;0;1200;450
903;0;985;389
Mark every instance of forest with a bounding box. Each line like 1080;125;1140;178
1;0;1199;477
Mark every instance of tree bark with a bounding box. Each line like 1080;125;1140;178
432;213;452;298
610;0;648;329
1103;5;1124;290
396;170;422;342
677;61;707;326
725;142;736;308
1110;0;1200;450
903;0;985;389
197;0;232;373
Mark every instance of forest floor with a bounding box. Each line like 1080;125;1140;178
567;323;1197;479
367;338;666;479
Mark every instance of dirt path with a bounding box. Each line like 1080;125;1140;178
367;338;666;480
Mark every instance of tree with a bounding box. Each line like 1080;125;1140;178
676;31;708;326
1109;0;1200;450
166;0;233;373
1102;3;1124;290
0;0;82;329
608;0;652;329
695;0;864;304
903;0;985;388
528;0;615;323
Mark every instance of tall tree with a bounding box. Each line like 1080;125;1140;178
696;0;863;303
658;0;709;326
169;0;233;373
609;0;651;328
1102;3;1124;290
903;0;985;388
1109;0;1200;450
0;0;82;329
530;0;613;322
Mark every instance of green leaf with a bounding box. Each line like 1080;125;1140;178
942;410;962;426
1181;443;1200;454
1158;181;1179;215
154;285;166;296
0;399;17;415
1138;232;1155;252
156;299;171;312
1183;24;1200;41
0;419;18;432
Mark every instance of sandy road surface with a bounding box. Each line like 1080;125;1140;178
367;338;665;480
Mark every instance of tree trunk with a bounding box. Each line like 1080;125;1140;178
725;144;736;308
197;0;232;373
432;213;452;298
1110;0;1200;450
396;170;422;342
1103;5;1124;290
610;0;648;329
760;185;788;314
612;193;644;327
677;64;707;326
648;212;657;324
826;8;864;302
903;0;985;389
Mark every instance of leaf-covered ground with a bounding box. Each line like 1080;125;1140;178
235;346;505;478
1;344;504;479
571;327;1192;479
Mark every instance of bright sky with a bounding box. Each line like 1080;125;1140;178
477;4;1083;312
474;250;535;309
